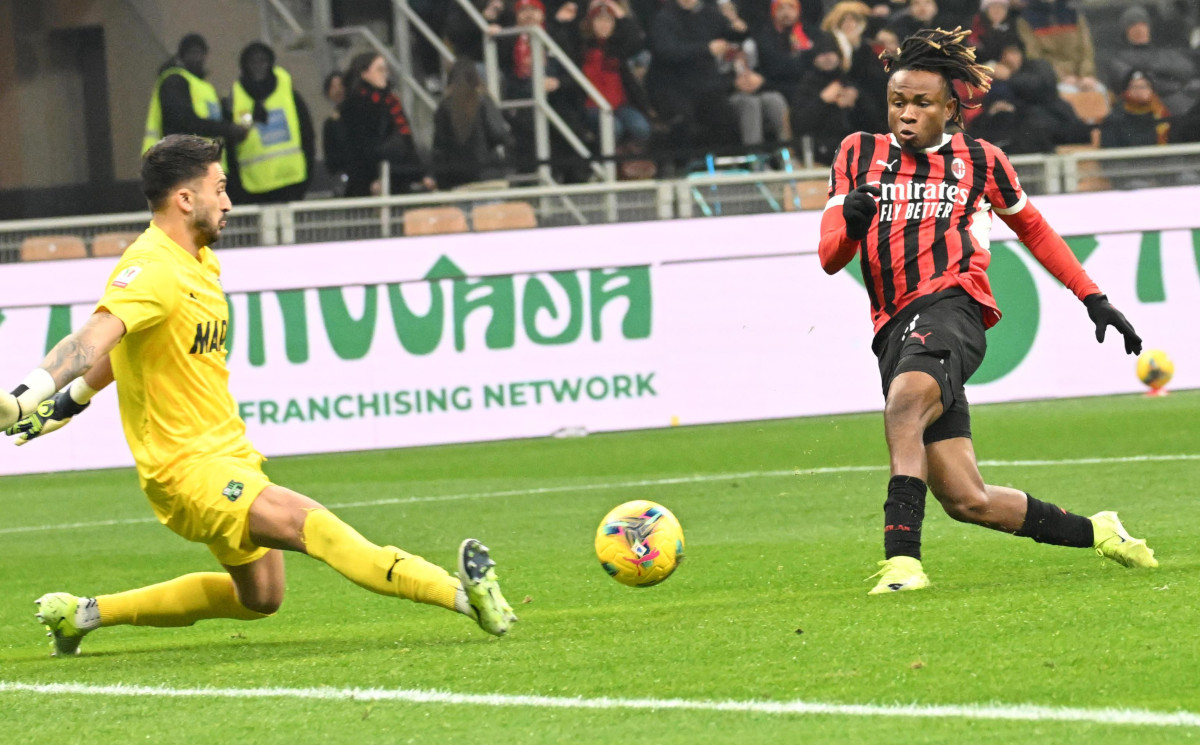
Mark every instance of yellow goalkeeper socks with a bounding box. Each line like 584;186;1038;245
97;572;269;627
301;508;460;611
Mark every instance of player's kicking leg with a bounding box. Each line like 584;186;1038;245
927;438;1158;567
1089;511;1157;568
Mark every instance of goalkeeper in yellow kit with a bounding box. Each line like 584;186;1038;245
0;135;516;655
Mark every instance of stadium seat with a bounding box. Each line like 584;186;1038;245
91;231;141;257
402;206;469;236
19;234;87;262
786;179;831;211
471;201;538;232
1061;90;1110;126
1056;144;1112;192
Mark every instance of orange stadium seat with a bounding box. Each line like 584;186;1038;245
1056;143;1111;192
91;231;141;257
1061;90;1110;126
20;234;87;262
471;201;537;232
783;179;831;211
402;206;469;237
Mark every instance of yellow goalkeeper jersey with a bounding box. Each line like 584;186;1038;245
97;223;257;482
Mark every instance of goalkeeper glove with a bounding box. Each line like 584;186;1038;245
842;184;882;241
1083;294;1142;355
4;388;90;446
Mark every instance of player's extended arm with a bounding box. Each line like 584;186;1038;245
1000;202;1142;355
5;355;115;445
0;311;126;430
819;185;881;274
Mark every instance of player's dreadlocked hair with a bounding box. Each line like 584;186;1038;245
879;27;993;128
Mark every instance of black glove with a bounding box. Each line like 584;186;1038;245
1083;294;1142;355
842;184;881;241
4;387;89;445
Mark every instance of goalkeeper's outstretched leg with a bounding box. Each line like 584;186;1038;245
249;485;517;636
33;485;516;655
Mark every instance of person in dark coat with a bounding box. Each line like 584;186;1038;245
1101;69;1170;149
887;0;944;41
1099;69;1172;188
968;0;1029;65
321;71;351;195
1105;5;1199;120
339;52;433;197
968;40;1091;153
821;1;888;133
432;59;515;189
791;32;872;163
645;0;746;151
446;0;514;63
753;0;817;106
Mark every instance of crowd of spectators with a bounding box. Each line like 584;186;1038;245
154;0;1200;199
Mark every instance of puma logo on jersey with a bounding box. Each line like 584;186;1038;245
189;319;228;355
876;159;899;172
909;331;933;345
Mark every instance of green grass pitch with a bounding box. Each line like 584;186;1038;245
2;391;1198;744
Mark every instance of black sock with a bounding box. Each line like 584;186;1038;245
1014;494;1094;548
884;475;927;560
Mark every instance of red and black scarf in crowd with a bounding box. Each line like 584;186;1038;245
359;82;411;136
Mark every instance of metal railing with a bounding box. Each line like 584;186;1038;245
4;142;1200;263
450;0;616;185
0;207;270;264
1059;142;1200;192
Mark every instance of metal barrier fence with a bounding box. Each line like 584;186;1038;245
0;144;1193;263
1059;142;1200;192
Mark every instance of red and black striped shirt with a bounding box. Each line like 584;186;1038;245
824;130;1030;333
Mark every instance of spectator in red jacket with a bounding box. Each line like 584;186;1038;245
580;0;653;149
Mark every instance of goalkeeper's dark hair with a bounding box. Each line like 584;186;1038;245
141;134;223;211
880;27;993;128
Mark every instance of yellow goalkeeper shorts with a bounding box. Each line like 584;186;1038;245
142;453;273;567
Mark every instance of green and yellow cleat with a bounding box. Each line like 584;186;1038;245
34;593;96;657
867;556;931;595
1091;511;1158;568
457;539;518;637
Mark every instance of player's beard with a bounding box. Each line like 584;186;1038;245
192;205;223;247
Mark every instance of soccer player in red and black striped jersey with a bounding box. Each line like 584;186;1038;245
818;28;1159;594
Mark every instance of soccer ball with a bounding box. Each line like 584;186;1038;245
594;500;684;587
1136;349;1174;390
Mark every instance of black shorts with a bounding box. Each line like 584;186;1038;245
872;289;987;444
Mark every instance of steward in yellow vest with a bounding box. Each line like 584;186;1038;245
226;42;313;204
142;34;248;156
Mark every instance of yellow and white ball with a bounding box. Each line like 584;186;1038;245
1136;349;1174;390
595;500;684;587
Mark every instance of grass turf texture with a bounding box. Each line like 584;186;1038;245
1;391;1198;744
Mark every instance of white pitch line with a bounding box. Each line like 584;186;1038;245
0;681;1196;728
2;453;1196;537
